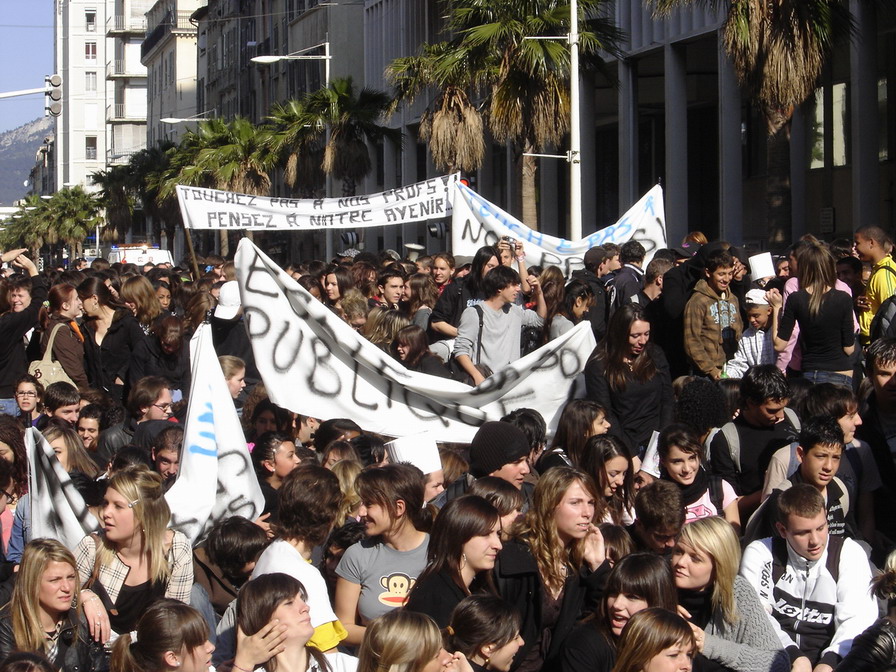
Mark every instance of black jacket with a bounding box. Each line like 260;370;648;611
570;269;610;344
855;393;896;544
837;617;896;672
404;569;469;628
431;277;481;330
210;316;260;385
82;309;145;401
0;606;97;672
128;335;191;392
0;277;47;396
493;538;610;672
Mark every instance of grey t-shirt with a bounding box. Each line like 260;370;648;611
335;534;429;622
453;302;544;372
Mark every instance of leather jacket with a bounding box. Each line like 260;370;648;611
0;606;97;672
838;617;896;672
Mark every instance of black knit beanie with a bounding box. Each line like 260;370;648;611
469;421;530;478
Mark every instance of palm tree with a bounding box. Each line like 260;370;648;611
131;142;183;250
47;187;103;260
303;77;401;196
388;0;620;231
0;195;51;259
650;0;852;243
387;42;486;176
261;100;325;197
91;164;135;243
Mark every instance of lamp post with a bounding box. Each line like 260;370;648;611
160;110;216;124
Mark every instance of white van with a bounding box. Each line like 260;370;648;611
106;245;174;267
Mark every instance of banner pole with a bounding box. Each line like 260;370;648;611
184;227;201;279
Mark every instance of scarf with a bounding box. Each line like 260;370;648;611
673;467;711;507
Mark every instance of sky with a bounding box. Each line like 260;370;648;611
0;2;53;134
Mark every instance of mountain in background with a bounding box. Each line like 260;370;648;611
0;117;54;206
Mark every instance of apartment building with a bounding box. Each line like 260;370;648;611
106;0;150;166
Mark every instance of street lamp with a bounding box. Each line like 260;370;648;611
250;41;331;85
160;110;216;124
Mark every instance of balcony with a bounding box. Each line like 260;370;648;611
106;59;147;79
106;104;146;123
107;145;146;165
106;15;147;35
142;11;197;59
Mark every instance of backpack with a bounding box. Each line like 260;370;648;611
717;406;802;473
448;305;485;384
707;475;726;515
866;264;896;342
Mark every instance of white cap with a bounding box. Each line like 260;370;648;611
745;288;770;306
385;433;442;475
214;281;241;319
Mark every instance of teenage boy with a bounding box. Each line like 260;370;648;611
372;266;408;312
571;246;612;342
38;382;81;427
627;480;685;555
743;418;858;544
853;224;896;343
723;289;776;378
96;375;173;464
740;484;876;672
683;248;742;380
613;240;646;308
452;265;545;387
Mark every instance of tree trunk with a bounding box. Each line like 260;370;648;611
766;119;792;246
520;142;539;231
219;230;230;257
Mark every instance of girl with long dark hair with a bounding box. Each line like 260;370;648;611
431;246;500;338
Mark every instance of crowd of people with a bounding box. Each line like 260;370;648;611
0;225;894;672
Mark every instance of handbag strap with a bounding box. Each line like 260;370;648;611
41;323;67;364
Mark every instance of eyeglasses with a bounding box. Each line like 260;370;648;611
152;403;173;412
0;488;15;501
15;391;36;397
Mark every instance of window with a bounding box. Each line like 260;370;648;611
808;83;849;169
85;41;97;61
85;71;97;92
85;136;97;161
85;10;97;32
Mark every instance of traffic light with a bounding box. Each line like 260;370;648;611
45;74;62;117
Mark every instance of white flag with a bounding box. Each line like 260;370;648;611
166;323;264;545
27;428;99;549
235;239;595;442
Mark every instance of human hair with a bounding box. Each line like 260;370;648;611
799;416;844;455
349;261;378;298
798;382;857;422
251;431;294;481
411;496;499;596
325;265;355;304
795;241;836;317
500;408;547;456
612;608;696;672
120;275;163;329
98;467;172;584
0;415;28;496
109;446;154;473
321;440;361;468
634;480;685;533
42;423;99;477
704;248;734;272
620;240;646;265
392;325;433;368
218;355;246;380
377;266;407;292
444;595;521;659
204;516;270;581
717;378;740;420
867;338;896;374
152;424;184;457
597;304;657;391
42;382;80;413
557;280;594;324
836;255;862;275
602;243;620;259
855;224;894;251
439;448;469;487
871;548;896;600
739;364;790;408
151;315;184;353
599;524;634;566
248;399;293;438
407;274;439;314
466;246;500;297
356;463;431;536
364;308;411;349
513;467;602;594
657;423;703;463
468;477;524;517
127;376;170;419
331;459;363;526
599;553;677;643
111;599;209;672
276;465;342;546
0;652;58;672
78;402;103;425
644;258;673;284
41;283;78;330
313;418;363;452
550;400;606;467
584;247;607;273
358;610;442;672
183;292;216;334
14;374;44;405
674;378;728;439
579;436;634;526
678;516;741;625
11;539;80;653
481;265;520;298
776;483;826;526
432;253;456;272
77;276;125;310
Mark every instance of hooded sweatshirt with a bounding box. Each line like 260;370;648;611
683;278;742;379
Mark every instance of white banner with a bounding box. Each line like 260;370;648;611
27;428;99;549
451;184;667;276
166;323;264;545
177;174;459;231
235;239;595;443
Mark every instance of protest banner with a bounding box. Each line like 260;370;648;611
166;323;264;545
451;183;666;276
177;174;459;231
27;428;99;548
235;239;595;442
